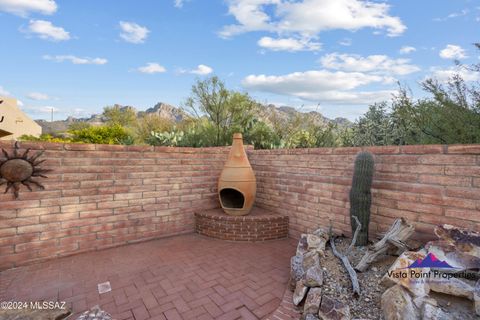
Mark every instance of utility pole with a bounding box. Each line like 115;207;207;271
51;107;54;122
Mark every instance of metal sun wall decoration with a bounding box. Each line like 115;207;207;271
0;142;50;199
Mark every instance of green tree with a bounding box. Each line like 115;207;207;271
312;123;341;147
344;44;480;146
348;74;480;146
391;62;480;145
346;103;398;146
103;105;137;127
183;76;257;146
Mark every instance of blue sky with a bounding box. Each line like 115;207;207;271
0;0;479;121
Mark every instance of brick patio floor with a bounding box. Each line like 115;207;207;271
0;234;297;320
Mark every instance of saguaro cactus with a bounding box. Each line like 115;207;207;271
349;151;374;246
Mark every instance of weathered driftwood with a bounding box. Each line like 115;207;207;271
330;216;361;297
355;218;414;272
475;280;480;316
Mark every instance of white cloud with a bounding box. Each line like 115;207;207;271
191;64;213;75
220;0;277;38
0;0;57;16
26;19;70;41
257;36;321;52
240;51;417;105
22;105;59;114
277;0;406;37
434;9;469;22
242;70;394;104
429;66;480;83
244;70;383;92
319;53;420;75
399;46;416;54
137;63;166;74
43;55;108;65
338;38;352;46
220;0;406;39
179;64;214;75
119;21;149;44
27;92;49;100
0;86;10;96
17;100;24;107
174;0;188;8
439;44;467;59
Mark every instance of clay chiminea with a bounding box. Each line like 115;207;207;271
218;133;256;216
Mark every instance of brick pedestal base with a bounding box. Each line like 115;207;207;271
194;207;289;241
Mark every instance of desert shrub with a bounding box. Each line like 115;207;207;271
135;114;174;143
19;134;72;143
243;120;282;149
70;124;132;144
148;119;218;147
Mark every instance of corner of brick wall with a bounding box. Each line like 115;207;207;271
248;144;480;242
0;141;233;270
1;141;479;270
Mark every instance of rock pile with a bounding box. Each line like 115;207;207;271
290;228;351;320
380;225;480;320
76;306;112;320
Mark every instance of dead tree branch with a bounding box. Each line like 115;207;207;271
329;217;361;298
355;218;414;272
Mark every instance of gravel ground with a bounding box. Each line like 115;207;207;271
318;236;478;320
320;236;397;320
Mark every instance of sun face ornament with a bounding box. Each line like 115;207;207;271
0;142;51;199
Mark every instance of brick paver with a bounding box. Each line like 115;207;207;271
0;234;296;319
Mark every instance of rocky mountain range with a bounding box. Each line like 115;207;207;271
36;102;350;134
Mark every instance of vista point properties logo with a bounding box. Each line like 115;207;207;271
387;253;476;282
406;253;454;269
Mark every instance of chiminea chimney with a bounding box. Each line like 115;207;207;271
218;133;256;215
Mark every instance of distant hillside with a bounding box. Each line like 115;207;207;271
139;103;188;122
257;104;349;128
36;102;350;134
37;103;187;134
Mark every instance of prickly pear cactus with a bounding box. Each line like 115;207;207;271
349;151;374;246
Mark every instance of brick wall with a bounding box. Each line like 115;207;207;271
248;145;480;241
1;141;479;270
0;141;231;270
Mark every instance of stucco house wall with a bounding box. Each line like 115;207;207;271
0;96;42;140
